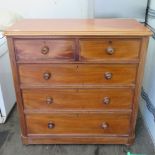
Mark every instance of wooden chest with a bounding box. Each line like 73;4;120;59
5;19;151;145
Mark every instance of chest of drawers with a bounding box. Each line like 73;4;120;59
5;19;151;145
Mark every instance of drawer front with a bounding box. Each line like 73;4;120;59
80;39;141;61
23;88;133;111
19;64;137;86
26;113;130;135
14;39;75;61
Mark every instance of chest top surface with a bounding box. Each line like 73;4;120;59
5;19;152;36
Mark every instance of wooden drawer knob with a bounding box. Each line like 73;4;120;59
103;97;110;105
46;97;53;104
48;122;55;129
43;72;51;80
106;47;114;55
101;122;109;129
41;46;49;55
104;72;112;80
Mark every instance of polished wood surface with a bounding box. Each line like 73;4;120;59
5;19;152;36
19;64;137;86
6;19;151;145
21;134;134;144
22;88;133;111
80;38;141;61
130;37;149;137
7;38;27;136
14;39;75;61
26;113;130;135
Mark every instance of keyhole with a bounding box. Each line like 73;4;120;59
108;40;112;44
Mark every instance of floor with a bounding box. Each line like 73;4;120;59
0;107;154;155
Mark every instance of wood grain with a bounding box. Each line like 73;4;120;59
14;39;75;61
22;88;133;111
6;19;151;145
22;134;132;145
6;37;27;136
4;19;152;36
80;38;141;61
26;112;130;135
19;64;137;86
130;37;150;137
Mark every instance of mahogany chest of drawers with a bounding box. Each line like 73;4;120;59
5;19;151;145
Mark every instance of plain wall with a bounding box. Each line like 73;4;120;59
94;0;147;21
0;0;90;18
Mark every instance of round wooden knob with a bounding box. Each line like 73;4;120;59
101;122;109;129
103;97;110;105
106;47;114;55
41;46;49;55
43;72;51;80
48;122;55;129
46;97;53;104
104;72;112;80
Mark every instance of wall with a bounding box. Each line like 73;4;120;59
94;0;147;22
0;0;91;18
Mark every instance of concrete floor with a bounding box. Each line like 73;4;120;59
0;107;154;155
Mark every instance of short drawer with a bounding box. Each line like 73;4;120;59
14;39;75;61
19;64;137;86
22;88;133;111
26;113;130;135
80;38;141;61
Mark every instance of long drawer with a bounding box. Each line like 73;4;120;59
80;38;141;61
19;64;137;86
26;113;130;135
22;88;133;111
